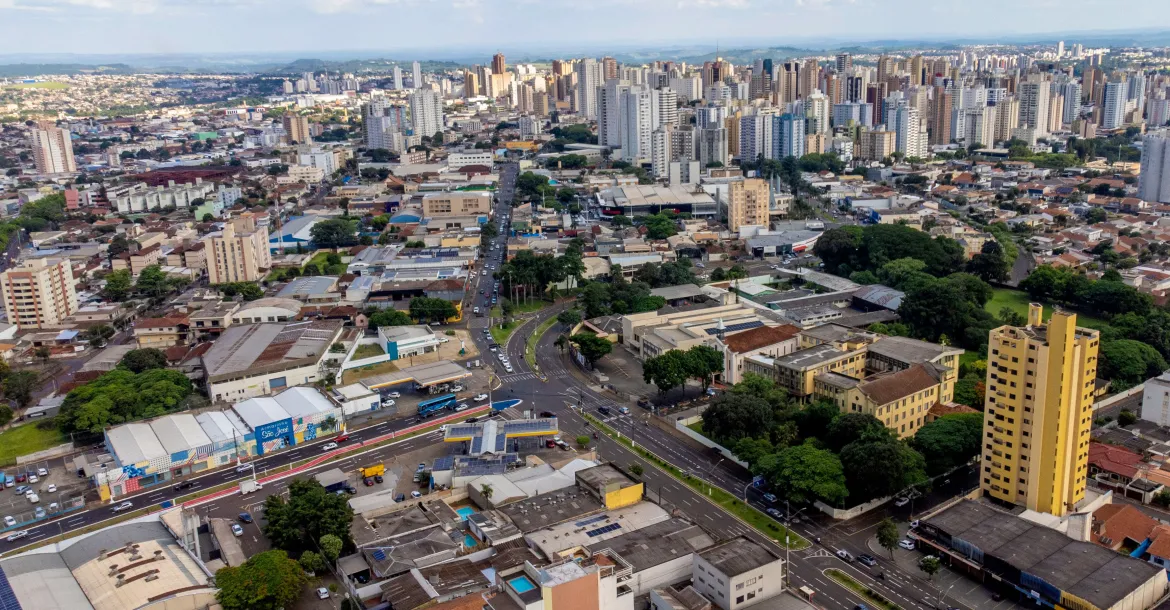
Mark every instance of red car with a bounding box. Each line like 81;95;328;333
15;474;26;483
336;433;349;442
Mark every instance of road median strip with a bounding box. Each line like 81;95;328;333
526;316;558;371
825;568;903;610
582;412;807;550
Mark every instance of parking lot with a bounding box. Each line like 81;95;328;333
0;461;89;536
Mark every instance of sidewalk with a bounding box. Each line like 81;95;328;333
863;526;1022;610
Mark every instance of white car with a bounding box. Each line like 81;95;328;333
26;475;37;484
894;496;910;507
36;468;47;477
2;516;14;527
387;391;401;399
497;354;507;361
231;523;244;537
504;365;514;373
473;307;480;314
411;490;422;498
322;442;339;451
112;501;133;512
473;393;488;401
317;587;330;600
385;399;396;407
899;539;915;550
455;403;470;412
236;465;252;473
5;530;27;542
46;484;56;493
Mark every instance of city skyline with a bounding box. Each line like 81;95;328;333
1;0;1170;56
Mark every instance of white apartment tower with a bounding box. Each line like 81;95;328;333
575;58;602;119
598;79;631;149
412;61;422;89
1102;81;1127;130
1018;80;1051;137
0;259;78;329
29;127;77;174
408;89;444;140
1138;132;1170;204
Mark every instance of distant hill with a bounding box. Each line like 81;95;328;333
0;63;135;78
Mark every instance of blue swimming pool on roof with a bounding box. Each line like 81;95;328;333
456;506;476;520
509;576;536;593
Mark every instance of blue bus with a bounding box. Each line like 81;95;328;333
418;393;458;417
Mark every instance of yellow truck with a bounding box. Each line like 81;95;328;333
360;464;385;478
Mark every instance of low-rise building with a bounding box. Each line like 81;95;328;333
0;258;78;329
693;537;785;610
132;315;191;349
201;320;344;402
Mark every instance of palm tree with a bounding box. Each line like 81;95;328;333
481;484;493;501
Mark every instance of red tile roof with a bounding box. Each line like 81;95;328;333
1088;442;1143;479
721;324;801;354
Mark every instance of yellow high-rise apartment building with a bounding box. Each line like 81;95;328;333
980;304;1099;517
726;178;771;232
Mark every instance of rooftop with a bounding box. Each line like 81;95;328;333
497;486;607;534
774;343;854;370
585;517;714;571
720;323;801;354
202;320;342;381
276;276;339;299
698;536;782;577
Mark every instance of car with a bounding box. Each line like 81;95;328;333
387;391;401;399
894;496;910;507
695;262;706;268
705;387;717;396
344;485;357;495
474;393;489;401
173;480;194;491
2;516;14;528
33;506;45;519
46;484;56;493
385;399;396;407
26;475;36;484
36;468;47;478
489;345;498;352
394;493;406;502
5;530;27;542
411;490;422;498
13;486;27;495
236;465;252;473
854;605;870;610
112;501;133;512
836;549;854;562
540;411;555;418
546;439;557;449
455;403;470;412
504;365;513;373
598;406;611;416
910;519;920;528
554;437;569;450
762;493;778;503
464;416;479;423
857;554;877;567
898;539;915;550
47;502;58;513
451;384;464;392
364;477;375;487
238;512;253;523
231;523;244;536
14;474;25;484
317;587;330;600
766;508;783;519
374;474;384;484
473;307;480;314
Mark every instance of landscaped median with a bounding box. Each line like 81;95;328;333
582;412;808;550
525;316;559;371
825;568;902;610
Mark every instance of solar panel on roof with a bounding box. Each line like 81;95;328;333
576;515;608;527
372;549;387;561
586;523;622;537
0;567;19;610
705;320;765;335
471;437;484;454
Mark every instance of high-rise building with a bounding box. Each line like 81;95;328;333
28;126;76;174
910;55;925;86
726;178;772;231
408;89;444;139
601;56;618;81
832;102;873;128
889;105;927;158
491;53;506;75
993;96;1021;143
980;304;1098;517
518;115;542;139
930;88;953;146
772;113;806;159
1018;80;1051;137
0;259;78;329
799;59;819;99
1047;93;1065;133
204;216;271;285
598;79;631;149
835;53;852;73
858;130;896;161
281;115;312;144
412;61;422;89
1061;82;1082;124
804;91;830;134
1138;132;1170;203
1149;95;1170;129
463;70;479;98
574;58;602;119
656;88;679;128
619;87;657;162
1102;81;1127;130
697;127;728;168
779;62;800;104
964;106;997;148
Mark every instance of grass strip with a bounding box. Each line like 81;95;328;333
582;413;807;550
826;568;902;610
526;316;558;370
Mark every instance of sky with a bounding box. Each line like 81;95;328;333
0;0;1168;58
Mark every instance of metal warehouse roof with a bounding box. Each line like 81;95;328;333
149;414;211;456
194;410;249;444
231;387;337;429
107;423;168;466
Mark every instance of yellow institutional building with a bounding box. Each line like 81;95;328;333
980;304;1099;517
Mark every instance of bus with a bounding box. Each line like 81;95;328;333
418;393;458;417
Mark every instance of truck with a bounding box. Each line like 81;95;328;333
360;464;385;478
239;480;263;495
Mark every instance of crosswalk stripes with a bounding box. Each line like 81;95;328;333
501;372;538;382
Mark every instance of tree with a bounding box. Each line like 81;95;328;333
824;413;889;453
628;463;644;477
876;518;900;558
0;405;13;427
684;345;724;391
911;413;984;476
918;556;941;580
754;442;848;505
840;438;927;503
499;298;516;323
701;392;773;446
409;297;458;324
3;371;37;408
576;434;590;448
366;309;413;329
554;333;568;354
1100;339;1168;387
643;350;692;396
1085;207;1108;223
298;550;326;574
102;269;133;302
1119;410;1138;427
120;348;168;373
202;213;214;222
83;325;115;348
794;399;840;441
215;550;307;610
733;437;775;466
57;368;193;435
480;483;494;500
571;333;612;369
557;309;581;330
134;265;172;300
309;218;359;249
319;533;343;562
34;346;51;367
966;240;1011;284
108;235;132;257
262;478;354;556
642;213;678;240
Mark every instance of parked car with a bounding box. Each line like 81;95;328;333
898;539;915;550
33;507;45;519
26;475;36;484
474;393;489;401
394;493;406;502
322;442;339;451
894;496;910;507
364;477;375;487
857;554;877;567
545;439;557;449
12;486;27;495
504;365;513;373
231;523;244;537
112;501;133;512
374;475;384;484
5;530;27;542
14;474;25;484
317;587;330;600
554;437;569;450
2;516;15;527
387;391;401;399
36;468;47;478
238;512;253;523
411;490;422;498
384;399;396;407
46;484;55;493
